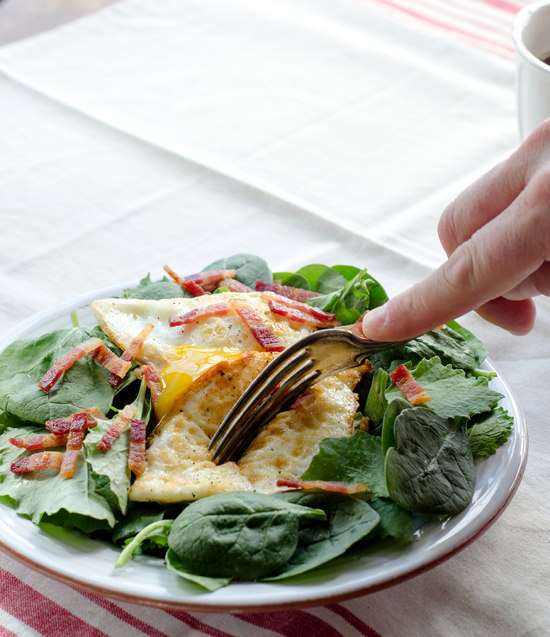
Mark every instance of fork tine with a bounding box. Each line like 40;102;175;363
211;364;320;464
208;347;310;450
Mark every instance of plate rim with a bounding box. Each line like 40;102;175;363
0;281;528;612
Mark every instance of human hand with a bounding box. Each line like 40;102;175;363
362;120;550;341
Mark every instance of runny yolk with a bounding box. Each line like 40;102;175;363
156;346;244;418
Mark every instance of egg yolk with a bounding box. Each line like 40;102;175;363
156;346;244;418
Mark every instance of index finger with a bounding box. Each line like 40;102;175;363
362;176;550;340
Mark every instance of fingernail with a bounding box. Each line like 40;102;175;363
362;306;387;336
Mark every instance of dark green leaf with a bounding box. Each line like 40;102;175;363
165;549;231;591
447;320;488;365
385;407;475;515
385;357;502;420
468;407;513;459
0;426;116;532
203;253;272;287
364;369;389;435
266;491;379;580
167;492;325;580
272;272;311;290
0;326;114;424
123;274;185;300
302;430;389;498
367;498;414;544
381;397;411;456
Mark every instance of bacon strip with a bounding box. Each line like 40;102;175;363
268;297;337;327
255;280;320;302
164;265;209;296
141;365;163;407
59;412;90;479
218;278;252;292
169;302;232;327
109;324;154;388
11;451;64;475
38;337;103;392
89;344;132;379
235;305;284;352
97;404;138;452
184;269;237;292
128;419;147;476
276;479;370;494
45;408;100;435
9;433;68;451
390;364;432;405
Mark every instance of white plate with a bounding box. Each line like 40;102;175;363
0;283;528;612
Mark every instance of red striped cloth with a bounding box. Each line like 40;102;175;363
362;0;532;59
0;555;382;637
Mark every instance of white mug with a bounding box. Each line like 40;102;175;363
513;1;550;140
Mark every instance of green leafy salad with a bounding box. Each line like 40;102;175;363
0;254;513;592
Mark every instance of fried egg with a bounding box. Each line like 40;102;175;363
91;291;368;503
92;292;316;418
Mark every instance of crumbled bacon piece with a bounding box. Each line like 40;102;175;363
11;451;64;475
97;404;138;452
235;305;284;352
60;412;89;479
169;302;232;327
89;344;132;379
128;419;147;476
45;409;99;435
390;364;432;405
268;297;337;327
218;278;252;292
140;365;163;407
255;280;320;302
276;479;370;494
38;337;103;392
109;324;154;388
164;265;209;296
10;433;68;451
185;269;237;292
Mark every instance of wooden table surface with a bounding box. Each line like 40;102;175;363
0;0;118;45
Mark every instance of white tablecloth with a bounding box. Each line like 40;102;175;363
0;0;548;635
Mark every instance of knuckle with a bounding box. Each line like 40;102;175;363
531;262;550;296
438;201;461;254
440;241;486;304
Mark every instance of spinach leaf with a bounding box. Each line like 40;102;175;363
112;504;169;543
203;253;272;287
385;407;475;515
381;397;411;456
272;272;311;290
0;426;116;532
0;326;114;424
266;491;380;580
367;498;414;544
302;430;389;498
385;357;502;420
295;264;347;292
399;326;480;371
167;492;325;580
363;368;389;435
165;549;231;592
84;380;151;515
446;320;488;366
307;269;389;324
468;407;513;459
123;274;185;300
115;519;173;567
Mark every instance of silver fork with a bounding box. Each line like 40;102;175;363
209;327;409;464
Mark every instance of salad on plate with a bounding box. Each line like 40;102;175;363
0;254;514;592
